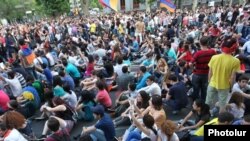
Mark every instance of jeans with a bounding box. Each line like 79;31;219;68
163;99;187;111
190;136;204;141
192;74;208;101
83;129;106;141
6;47;16;59
126;130;141;141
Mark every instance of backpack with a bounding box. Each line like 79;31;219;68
50;129;71;141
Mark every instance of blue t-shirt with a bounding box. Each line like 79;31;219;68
136;72;151;90
66;63;81;78
142;59;153;67
132;41;139;52
43;68;53;85
23;85;41;108
62;75;75;90
41;57;49;67
95;114;115;141
166;48;177;60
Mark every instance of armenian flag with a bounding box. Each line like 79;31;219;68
99;0;118;11
160;0;176;13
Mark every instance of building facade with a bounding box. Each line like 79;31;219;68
116;0;244;11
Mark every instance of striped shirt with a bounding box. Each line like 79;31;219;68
15;72;26;88
192;49;216;75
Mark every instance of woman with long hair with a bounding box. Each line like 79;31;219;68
113;90;150;127
0;111;34;139
158;120;179;141
155;58;169;84
178;99;210;132
226;92;245;119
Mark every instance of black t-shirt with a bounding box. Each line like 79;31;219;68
232;10;239;20
104;62;114;77
198;14;205;22
192;109;210;124
221;12;228;22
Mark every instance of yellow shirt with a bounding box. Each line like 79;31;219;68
208;54;240;89
118;24;124;34
194;118;218;136
90;23;96;33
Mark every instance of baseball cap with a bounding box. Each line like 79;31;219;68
91;105;105;115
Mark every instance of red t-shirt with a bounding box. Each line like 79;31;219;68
0;90;10;111
85;63;94;76
209;27;221;37
96;89;112;108
178;48;184;55
0;36;5;45
183;51;192;63
240;64;246;71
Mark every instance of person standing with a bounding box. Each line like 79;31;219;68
135;17;145;44
191;36;216;101
206;37;241;113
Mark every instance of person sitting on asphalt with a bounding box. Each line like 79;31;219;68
44;116;71;141
177;99;210;133
80;104;116;141
163;74;188;114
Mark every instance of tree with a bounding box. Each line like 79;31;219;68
35;0;70;16
89;0;103;9
81;0;90;16
0;0;27;20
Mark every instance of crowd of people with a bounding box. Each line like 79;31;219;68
0;2;250;141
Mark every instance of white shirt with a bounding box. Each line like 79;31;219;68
138;82;161;96
62;91;77;108
46;53;55;66
5;78;22;97
158;130;179;141
68;56;78;66
114;64;127;77
241;41;250;53
4;129;27;141
94;48;107;58
141;130;157;141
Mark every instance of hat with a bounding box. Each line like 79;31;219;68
91;105;105;115
53;86;65;97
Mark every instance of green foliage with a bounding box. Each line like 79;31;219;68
89;0;103;9
35;0;70;16
0;0;30;20
148;0;156;6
